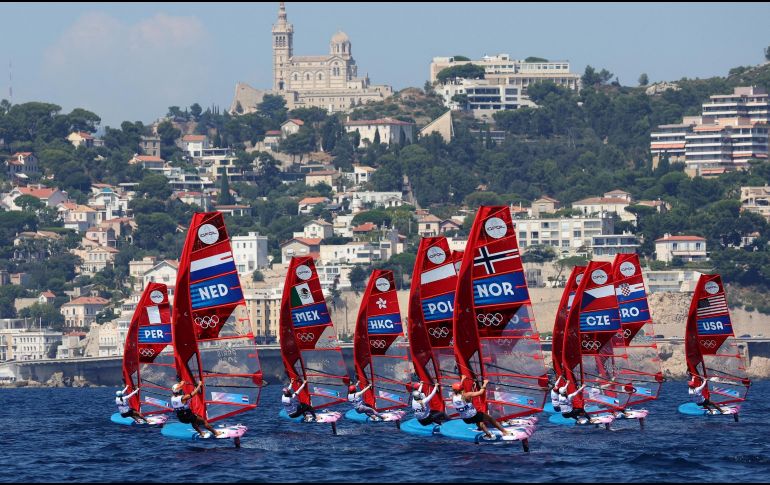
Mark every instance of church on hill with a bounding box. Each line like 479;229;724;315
230;2;393;115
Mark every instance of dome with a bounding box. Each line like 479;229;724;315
331;31;349;44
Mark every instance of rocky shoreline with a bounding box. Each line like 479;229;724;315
0;372;104;388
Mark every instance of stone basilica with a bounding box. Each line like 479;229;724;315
230;2;392;114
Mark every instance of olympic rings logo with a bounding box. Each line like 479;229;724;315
702;340;717;349
582;340;601;351
477;313;504;327
297;333;315;342
429;327;450;338
139;348;155;357
194;315;220;329
496;338;515;346
370;339;387;349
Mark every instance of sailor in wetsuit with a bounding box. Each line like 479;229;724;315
558;382;592;422
282;378;318;422
450;375;511;439
548;375;565;413
170;381;221;438
411;382;450;426
689;376;727;414
347;382;384;421
115;385;147;423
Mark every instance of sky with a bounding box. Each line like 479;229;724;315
1;2;769;128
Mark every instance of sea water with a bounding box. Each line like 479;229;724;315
1;382;768;482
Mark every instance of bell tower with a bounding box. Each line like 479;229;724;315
272;2;293;91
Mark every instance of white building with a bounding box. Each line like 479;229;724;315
430;54;580;118
573;190;636;223
179;134;210;158
142;260;179;295
293;220;334;240
590;233;640;260
243;287;282;344
9;328;62;361
319;242;384;265
335;191;404;209
654;234;708;263
644;269;704;293
515;214;615;256
344;118;415;145
343;164;377;186
231;232;270;274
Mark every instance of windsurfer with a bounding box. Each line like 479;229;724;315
411;382;450;426
548;375;565;413
348;382;384;421
558;382;591;422
451;376;511;438
282;378;318;421
689;375;726;414
115;385;147;423
171;381;222;438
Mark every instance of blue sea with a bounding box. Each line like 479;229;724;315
1;382;768;482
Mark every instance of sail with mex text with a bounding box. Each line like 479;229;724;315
611;254;663;405
172;212;263;423
563;261;632;413
280;256;350;409
408;237;461;414
122;282;175;416
453;206;548;420
685;274;750;407
353;269;411;412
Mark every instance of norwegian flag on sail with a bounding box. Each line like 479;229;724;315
472;239;522;277
697;294;729;318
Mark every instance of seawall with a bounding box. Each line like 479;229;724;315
3;340;770;387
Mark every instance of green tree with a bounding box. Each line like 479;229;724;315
67;108;101;133
321;116;342;152
373;128;381;145
218;175;235;205
252;270;265;282
638;73;649;86
156;120;181;159
436;64;486;83
137;173;172;199
257;94;288;126
13;194;45;212
525;56;549;63
190;103;203;121
349;265;369;292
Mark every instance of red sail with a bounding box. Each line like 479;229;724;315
685;274;750;406
172;212;263;423
121;282;174;415
563;261;632;412
453;206;548;421
353;269;411;412
408;237;460;413
551;266;584;378
611;254;663;405
280;256;350;408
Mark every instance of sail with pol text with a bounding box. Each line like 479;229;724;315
169;212;263;429
280;257;350;410
684;274;750;408
562;261;633;414
452;206;548;421
115;283;175;423
408;237;461;415
611;254;663;406
352;269;412;413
